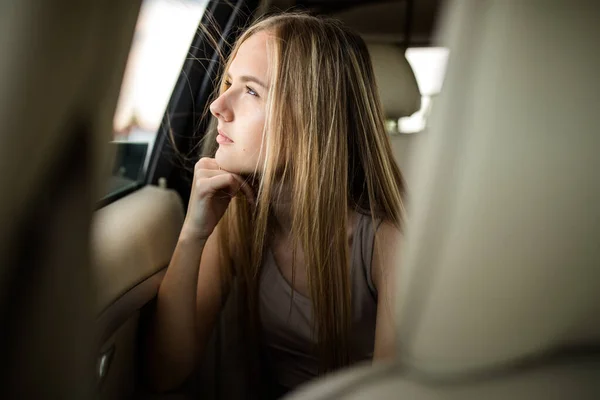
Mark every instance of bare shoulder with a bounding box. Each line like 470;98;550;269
371;220;403;292
375;220;403;245
371;220;402;359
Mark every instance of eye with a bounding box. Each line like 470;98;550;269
223;79;232;89
245;85;259;97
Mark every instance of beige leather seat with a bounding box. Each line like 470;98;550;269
367;42;421;121
286;0;600;398
366;42;422;183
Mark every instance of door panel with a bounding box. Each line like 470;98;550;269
92;185;184;399
93;186;183;315
92;0;264;397
97;310;140;399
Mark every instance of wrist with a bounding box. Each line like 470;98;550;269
179;225;210;245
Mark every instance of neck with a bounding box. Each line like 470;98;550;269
270;179;293;236
268;179;355;240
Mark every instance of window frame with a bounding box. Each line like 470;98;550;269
145;0;260;208
100;0;260;208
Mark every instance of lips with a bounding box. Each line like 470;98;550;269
216;128;234;144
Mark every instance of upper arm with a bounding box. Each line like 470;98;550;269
371;221;402;361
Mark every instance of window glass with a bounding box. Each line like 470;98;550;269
106;0;208;198
398;47;449;134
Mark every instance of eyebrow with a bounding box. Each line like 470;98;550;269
226;73;268;89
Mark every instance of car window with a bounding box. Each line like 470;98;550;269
394;47;449;134
104;0;208;200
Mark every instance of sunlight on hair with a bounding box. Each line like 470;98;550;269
208;13;407;374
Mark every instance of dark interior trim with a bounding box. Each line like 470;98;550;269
96;268;166;345
145;0;260;209
295;0;400;15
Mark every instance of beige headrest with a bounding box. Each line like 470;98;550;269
396;0;600;376
367;43;421;119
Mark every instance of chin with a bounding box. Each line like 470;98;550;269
215;147;258;175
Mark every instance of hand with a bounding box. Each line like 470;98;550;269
181;157;254;241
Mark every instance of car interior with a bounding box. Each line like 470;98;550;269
0;0;598;399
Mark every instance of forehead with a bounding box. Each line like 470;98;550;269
228;31;272;79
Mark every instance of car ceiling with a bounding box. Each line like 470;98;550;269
266;0;444;46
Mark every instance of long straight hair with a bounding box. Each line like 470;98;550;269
206;13;405;373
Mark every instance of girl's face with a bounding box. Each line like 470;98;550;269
209;31;271;175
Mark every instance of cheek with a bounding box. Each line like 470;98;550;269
237;104;266;153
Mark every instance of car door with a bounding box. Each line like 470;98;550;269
93;1;261;399
0;0;259;399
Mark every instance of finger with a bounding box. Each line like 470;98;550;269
207;174;255;204
204;172;254;203
195;168;230;179
195;157;219;171
227;174;256;204
195;170;254;202
205;174;241;198
194;171;254;201
191;164;220;199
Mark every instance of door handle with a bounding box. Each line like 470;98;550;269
97;344;115;387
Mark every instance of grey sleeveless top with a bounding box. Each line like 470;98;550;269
258;213;382;391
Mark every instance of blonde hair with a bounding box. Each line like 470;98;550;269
204;13;405;374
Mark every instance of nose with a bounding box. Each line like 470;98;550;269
209;92;233;123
